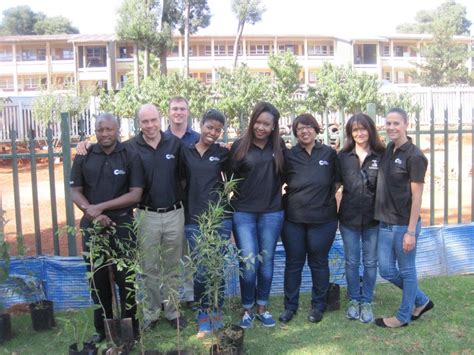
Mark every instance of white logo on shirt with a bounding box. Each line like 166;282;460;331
166;154;176;160
394;158;402;165
369;160;379;170
319;160;329;166
114;169;126;175
209;156;220;162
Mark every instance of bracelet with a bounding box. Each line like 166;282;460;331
406;230;416;237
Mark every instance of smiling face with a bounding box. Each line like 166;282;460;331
138;105;161;140
296;123;316;147
199;119;224;146
169;99;189;126
95;119;118;149
252;112;274;142
385;111;408;143
351;122;370;147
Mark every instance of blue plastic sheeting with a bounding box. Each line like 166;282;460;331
0;223;473;310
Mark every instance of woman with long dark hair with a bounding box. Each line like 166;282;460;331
338;113;385;323
278;113;339;324
230;101;285;328
374;108;433;328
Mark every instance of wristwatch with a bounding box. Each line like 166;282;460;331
406;230;416;236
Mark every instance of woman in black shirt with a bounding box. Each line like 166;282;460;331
279;114;339;324
338;113;385;324
230;101;285;329
181;109;231;336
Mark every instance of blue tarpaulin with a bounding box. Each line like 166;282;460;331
0;223;472;310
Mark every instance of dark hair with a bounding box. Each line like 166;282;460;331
341;113;385;153
169;96;189;107
233;101;284;173
387;107;408;122
292;113;321;136
202;109;225;126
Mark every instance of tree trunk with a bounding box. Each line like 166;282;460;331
184;1;190;77
232;21;245;69
133;42;140;88
144;46;150;79
160;47;168;75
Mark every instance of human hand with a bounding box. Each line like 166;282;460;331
403;233;416;253
85;204;104;219
94;214;114;227
76;141;91;155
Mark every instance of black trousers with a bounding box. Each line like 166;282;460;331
81;214;138;336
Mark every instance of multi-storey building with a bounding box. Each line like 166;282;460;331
0;33;472;97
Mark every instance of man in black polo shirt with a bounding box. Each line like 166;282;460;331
131;103;187;330
70;113;144;343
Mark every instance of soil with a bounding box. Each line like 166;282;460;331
0;135;472;256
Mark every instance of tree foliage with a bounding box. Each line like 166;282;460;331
397;0;471;35
0;5;78;35
231;0;265;68
267;52;302;117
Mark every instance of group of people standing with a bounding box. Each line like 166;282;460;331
70;97;434;344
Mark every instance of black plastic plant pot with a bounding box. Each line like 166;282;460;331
214;324;244;354
69;342;98;355
0;313;13;344
326;282;341;311
29;300;56;331
210;343;242;355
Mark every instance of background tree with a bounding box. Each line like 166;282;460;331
231;0;265;68
267;51;302;117
179;0;211;77
397;1;472;86
0;5;78;35
34;16;79;35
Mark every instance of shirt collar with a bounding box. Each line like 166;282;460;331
294;140;322;153
91;141;124;154
136;131;169;146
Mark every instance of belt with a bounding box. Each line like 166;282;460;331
139;201;183;213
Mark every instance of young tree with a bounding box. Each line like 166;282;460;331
230;0;265;68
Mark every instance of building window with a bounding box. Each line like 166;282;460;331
22;76;46;90
54;76;75;88
79;46;107;68
227;45;242;56
53;48;74;60
308;71;317;83
382;45;390;57
0;47;13;62
0;77;14;90
308;44;334;56
119;45;134;59
21;48;46;61
214;44;226;56
249;44;270;55
354;44;377;65
394;45;416;57
383;71;391;82
205;72;213;84
278;44;296;54
204;45;212;56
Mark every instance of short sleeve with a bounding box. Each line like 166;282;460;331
407;154;428;183
69;155;85;188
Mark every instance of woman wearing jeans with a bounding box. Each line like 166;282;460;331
230;101;285;329
278;114;339;324
374;108;434;328
338;113;385;323
180;109;232;336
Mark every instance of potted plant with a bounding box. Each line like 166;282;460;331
189;179;245;355
59;309;99;355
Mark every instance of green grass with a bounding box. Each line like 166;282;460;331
2;274;473;354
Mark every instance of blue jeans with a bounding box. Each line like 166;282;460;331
377;221;429;323
281;220;338;312
185;218;233;310
233;211;284;309
339;223;378;303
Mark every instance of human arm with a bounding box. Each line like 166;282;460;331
84;187;143;219
403;182;423;253
76;140;92;155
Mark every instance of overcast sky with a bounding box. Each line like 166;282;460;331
1;0;473;37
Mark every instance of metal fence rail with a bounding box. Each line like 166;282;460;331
0;105;472;256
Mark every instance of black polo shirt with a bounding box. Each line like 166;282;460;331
283;142;339;224
70;142;144;218
125;132;183;209
374;138;428;225
337;150;383;230
229;138;284;213
180;143;230;224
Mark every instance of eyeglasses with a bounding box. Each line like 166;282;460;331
296;125;314;133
